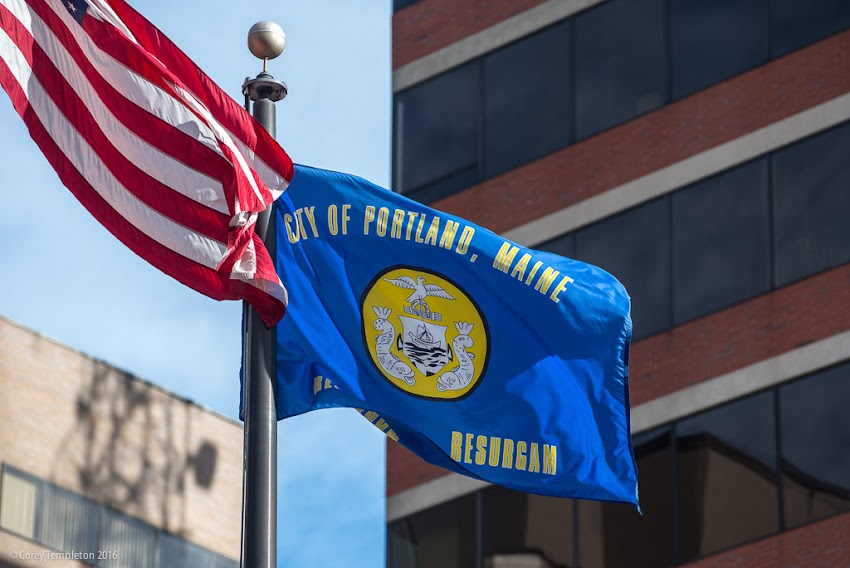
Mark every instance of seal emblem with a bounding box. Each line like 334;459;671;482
362;266;489;400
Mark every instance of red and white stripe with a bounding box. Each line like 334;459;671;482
0;0;293;325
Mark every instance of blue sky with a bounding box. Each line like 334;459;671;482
0;1;391;566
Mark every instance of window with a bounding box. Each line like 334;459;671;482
772;122;850;287
575;0;667;139
537;233;575;261
671;0;767;99
483;21;572;178
0;465;237;568
482;487;574;567
394;63;479;202
40;485;100;556
671;159;770;325
575;197;671;340
676;391;778;561
579;427;675;568
0;469;37;539
101;509;157;568
780;362;850;529
160;533;216;567
393;0;420;12
387;493;477;568
770;0;850;58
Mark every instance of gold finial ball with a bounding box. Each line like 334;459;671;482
247;21;286;60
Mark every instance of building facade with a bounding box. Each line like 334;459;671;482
387;1;850;566
0;316;242;568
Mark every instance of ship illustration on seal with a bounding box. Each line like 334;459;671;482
362;267;489;401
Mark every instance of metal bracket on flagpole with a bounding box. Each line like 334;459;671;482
243;72;288;104
241;19;286;568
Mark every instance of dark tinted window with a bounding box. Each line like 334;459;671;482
672;159;770;324
772;123;850;287
575;0;667;139
387;493;477;568
395;63;479;201
482;487;574;567
780;362;850;529
676;391;778;561
537;232;575;260
575;197;671;340
393;0;420;12
484;20;572;178
580;428;674;568
671;0;767;99
770;0;850;58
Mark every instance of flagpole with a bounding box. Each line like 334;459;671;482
240;21;288;568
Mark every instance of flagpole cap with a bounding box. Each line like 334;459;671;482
247;21;286;61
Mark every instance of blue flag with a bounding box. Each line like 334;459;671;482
272;165;638;506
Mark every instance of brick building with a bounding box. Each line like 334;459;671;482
0;316;242;567
386;1;850;566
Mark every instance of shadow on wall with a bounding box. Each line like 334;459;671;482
48;360;218;538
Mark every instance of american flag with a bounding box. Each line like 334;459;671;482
0;0;294;326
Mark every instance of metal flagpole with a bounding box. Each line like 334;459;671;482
240;21;288;568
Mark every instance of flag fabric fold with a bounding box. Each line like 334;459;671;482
272;165;639;506
0;0;293;325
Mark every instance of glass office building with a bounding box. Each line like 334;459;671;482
387;1;850;566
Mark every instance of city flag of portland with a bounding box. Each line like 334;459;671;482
272;164;639;506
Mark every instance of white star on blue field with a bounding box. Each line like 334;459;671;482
0;1;391;566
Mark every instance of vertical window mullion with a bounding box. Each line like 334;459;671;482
475;489;483;568
774;386;786;533
477;59;485;185
671;422;681;565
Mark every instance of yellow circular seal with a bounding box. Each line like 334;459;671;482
361;266;489;400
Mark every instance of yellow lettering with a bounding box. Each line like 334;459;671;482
528;443;540;473
324;378;333;390
424;217;440;246
439;220;459;250
451;432;462;462
377;207;389;237
294;208;309;240
543;445;557;475
534;267;560;295
493;242;520;273
363;205;375;235
549;275;574;303
516;441;527;471
327;205;339;235
456;227;475;255
488;437;501;467
525;261;543;285
475;435;487;466
363;411;378;423
391;209;405;239
510;253;532;281
375;419;390;432
464;433;474;464
303;206;320;238
405;212;419;240
414;215;426;243
313;376;322;395
341;204;351;235
283;213;299;244
502;439;514;470
387;430;399;442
